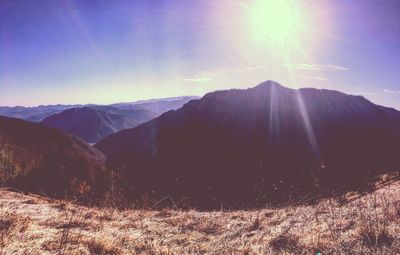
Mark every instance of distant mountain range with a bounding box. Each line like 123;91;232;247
0;96;197;143
110;96;201;116
0;104;81;122
0;96;197;122
0;115;108;200
95;81;400;208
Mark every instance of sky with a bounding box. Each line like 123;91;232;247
0;0;399;109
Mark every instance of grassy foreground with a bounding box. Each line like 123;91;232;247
0;179;399;255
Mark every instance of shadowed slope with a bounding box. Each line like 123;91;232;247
96;81;400;208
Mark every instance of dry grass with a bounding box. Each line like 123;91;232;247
0;179;399;255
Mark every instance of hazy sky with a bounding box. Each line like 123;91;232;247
1;0;399;108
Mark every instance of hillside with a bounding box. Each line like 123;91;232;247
0;176;399;254
0;116;109;199
96;81;400;208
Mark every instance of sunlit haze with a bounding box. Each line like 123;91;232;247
0;0;399;108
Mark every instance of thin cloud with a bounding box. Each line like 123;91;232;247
383;89;400;94
183;78;211;82
232;65;269;73
300;75;328;81
285;64;348;71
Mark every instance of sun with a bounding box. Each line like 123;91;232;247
247;0;302;47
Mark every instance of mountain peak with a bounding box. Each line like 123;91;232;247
253;80;289;91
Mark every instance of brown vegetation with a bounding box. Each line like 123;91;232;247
0;178;399;254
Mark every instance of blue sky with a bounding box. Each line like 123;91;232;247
0;0;399;109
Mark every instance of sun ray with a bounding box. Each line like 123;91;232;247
295;90;320;158
268;83;280;144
